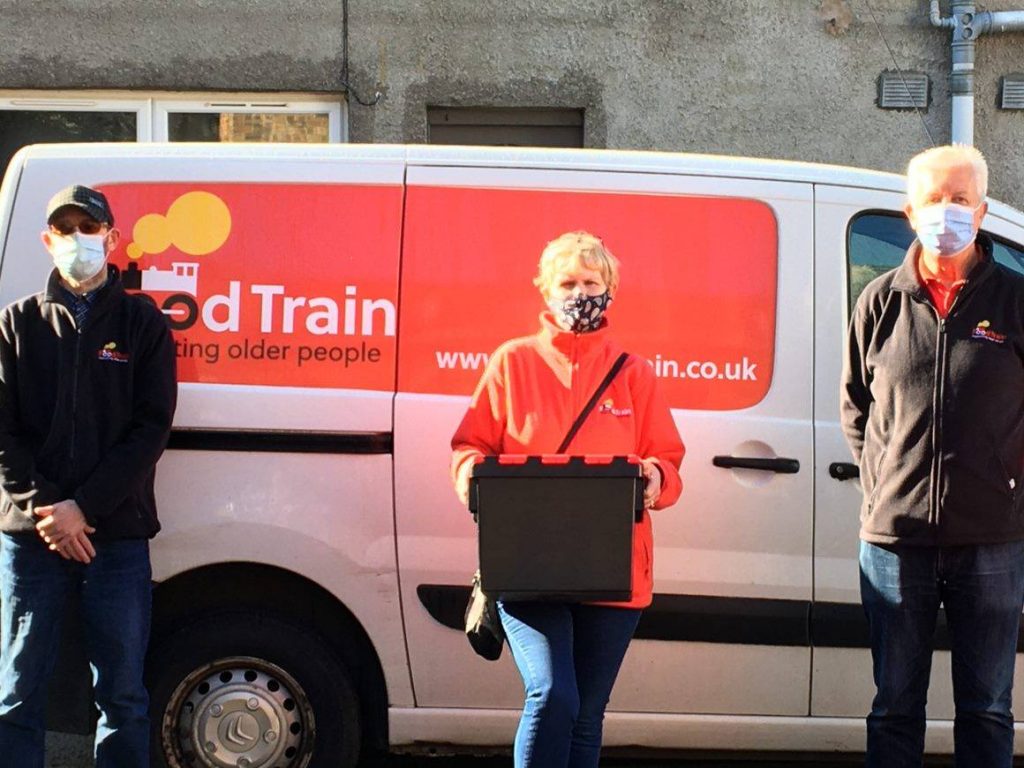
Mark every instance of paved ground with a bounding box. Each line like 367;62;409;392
46;731;966;767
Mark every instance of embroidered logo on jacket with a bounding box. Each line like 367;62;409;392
972;320;1006;344
97;342;129;363
598;398;632;417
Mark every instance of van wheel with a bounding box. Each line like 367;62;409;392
148;612;360;768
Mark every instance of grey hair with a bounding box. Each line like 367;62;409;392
907;144;988;202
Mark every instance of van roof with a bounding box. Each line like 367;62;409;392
14;141;905;188
10;143;1023;220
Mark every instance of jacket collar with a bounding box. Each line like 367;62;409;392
538;311;613;359
43;264;125;317
891;233;996;299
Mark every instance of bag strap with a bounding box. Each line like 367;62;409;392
556;352;630;453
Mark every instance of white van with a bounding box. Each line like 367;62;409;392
2;143;1024;768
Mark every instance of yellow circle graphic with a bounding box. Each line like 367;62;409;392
166;192;232;256
132;213;173;256
126;243;144;260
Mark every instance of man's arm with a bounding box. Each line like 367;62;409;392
0;311;63;513
73;308;177;523
840;296;874;464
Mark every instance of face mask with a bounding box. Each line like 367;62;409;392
548;292;611;333
48;232;107;282
914;203;981;257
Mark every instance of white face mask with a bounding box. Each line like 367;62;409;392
914;202;981;257
47;232;108;282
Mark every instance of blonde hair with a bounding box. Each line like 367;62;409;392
533;231;620;297
907;144;988;202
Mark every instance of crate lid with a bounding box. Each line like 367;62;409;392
471;454;641;478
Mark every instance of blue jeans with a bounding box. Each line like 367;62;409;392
497;601;641;768
860;540;1024;768
0;532;152;768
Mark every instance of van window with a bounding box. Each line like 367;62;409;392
994;239;1024;273
848;212;1024;310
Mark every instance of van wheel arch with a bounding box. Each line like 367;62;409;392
149;563;388;754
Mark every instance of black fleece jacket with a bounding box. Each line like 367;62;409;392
842;235;1024;546
0;265;177;539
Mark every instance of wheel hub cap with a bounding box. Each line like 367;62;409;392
164;657;313;768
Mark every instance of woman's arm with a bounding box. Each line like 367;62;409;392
450;349;509;505
633;361;684;510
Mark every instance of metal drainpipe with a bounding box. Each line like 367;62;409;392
977;9;1024;32
930;1;1024;145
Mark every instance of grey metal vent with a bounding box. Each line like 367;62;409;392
426;107;584;148
1000;74;1024;110
877;71;930;110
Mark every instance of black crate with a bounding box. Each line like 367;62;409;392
470;455;643;602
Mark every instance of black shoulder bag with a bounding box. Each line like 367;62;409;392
465;352;631;660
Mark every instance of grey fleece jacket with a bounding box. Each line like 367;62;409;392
841;235;1024;546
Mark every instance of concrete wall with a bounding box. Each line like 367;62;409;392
1;0;1022;207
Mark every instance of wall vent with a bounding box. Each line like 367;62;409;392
877;71;930;110
999;75;1024;110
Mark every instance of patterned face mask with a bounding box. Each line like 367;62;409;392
548;291;611;333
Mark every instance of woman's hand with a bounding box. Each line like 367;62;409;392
641;458;662;509
455;460;475;507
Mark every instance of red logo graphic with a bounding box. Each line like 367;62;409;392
102;183;403;390
972;320;1006;344
97;342;129;363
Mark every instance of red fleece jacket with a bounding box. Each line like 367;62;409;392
451;313;684;609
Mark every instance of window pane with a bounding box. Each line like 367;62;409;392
166;113;220;141
168;112;329;143
993;239;1024;275
0;110;136;186
847;213;914;310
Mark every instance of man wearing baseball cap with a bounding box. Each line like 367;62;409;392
0;184;177;766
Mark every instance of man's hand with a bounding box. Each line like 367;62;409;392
34;500;97;564
640;458;662;509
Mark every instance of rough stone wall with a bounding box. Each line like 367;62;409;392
1;0;1022;207
345;0;1024;207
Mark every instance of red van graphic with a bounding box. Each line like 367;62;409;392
102;183;403;390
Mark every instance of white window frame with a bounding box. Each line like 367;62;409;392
152;97;344;142
0;94;152;141
0;90;347;143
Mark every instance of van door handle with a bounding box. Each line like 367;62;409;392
829;462;860;480
712;456;800;474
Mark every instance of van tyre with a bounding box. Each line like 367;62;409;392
148;612;360;768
